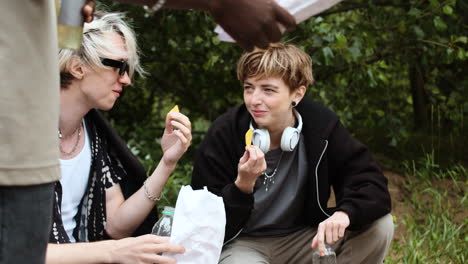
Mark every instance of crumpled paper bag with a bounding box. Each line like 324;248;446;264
164;186;226;264
215;0;344;42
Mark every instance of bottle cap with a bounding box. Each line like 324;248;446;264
162;206;175;215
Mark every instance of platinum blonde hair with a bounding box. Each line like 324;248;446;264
59;12;145;88
237;43;314;91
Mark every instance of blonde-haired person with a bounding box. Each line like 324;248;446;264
191;43;394;264
46;12;190;264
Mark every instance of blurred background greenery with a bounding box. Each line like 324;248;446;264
97;0;467;262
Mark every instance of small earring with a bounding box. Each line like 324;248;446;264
292;101;297;107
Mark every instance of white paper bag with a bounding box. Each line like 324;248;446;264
215;0;344;42
164;186;226;264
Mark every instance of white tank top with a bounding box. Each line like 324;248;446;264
59;121;91;242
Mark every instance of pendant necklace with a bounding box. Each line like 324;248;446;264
262;152;284;192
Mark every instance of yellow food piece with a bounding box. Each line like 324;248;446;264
169;105;179;113
245;128;253;146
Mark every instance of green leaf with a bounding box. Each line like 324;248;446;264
211;36;220;45
348;41;362;59
433;17;447;31
429;0;440;9
412;25;425;39
335;33;348;49
367;69;377;86
194;36;203;44
454;36;467;44
376;110;385;117
319;90;327;100
406;96;413;104
203;54;220;70
168;39;178;48
398;22;407;33
312;37;323;46
377;73;388;83
443;5;453;15
318;23;332;34
323;34;334;43
457;49;466;60
408;8;421;17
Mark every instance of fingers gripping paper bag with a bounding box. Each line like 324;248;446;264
164;186;226;263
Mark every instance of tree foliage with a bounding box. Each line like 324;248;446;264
98;0;467;174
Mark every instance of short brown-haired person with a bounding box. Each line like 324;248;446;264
191;43;394;263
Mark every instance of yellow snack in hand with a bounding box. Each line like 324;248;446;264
169;105;179;113
245;128;253;147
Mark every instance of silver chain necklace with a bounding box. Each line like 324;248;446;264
262;152;284;192
59;124;82;156
58;123;81;139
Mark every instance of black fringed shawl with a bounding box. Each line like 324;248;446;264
50;109;158;243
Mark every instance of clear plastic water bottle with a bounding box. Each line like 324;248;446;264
151;206;174;237
312;244;337;264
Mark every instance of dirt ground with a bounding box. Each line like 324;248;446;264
384;170;410;244
325;169;466;261
385;169;467;240
326;170;409;260
383;170;466;261
327;171;410;243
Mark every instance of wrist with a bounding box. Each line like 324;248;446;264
161;158;177;171
234;177;255;194
335;210;350;220
103;240;119;263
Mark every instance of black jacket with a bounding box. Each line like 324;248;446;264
191;98;391;242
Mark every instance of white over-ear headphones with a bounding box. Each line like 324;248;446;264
249;109;303;153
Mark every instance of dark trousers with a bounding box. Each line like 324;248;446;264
0;183;54;264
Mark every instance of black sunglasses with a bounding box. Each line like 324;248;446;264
100;58;129;76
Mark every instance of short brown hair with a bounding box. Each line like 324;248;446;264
237;43;314;91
